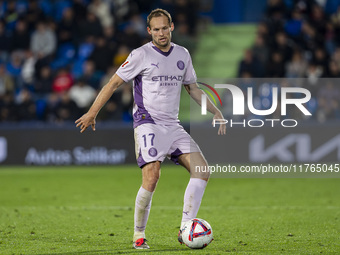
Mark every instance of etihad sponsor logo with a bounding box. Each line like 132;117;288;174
152;75;183;82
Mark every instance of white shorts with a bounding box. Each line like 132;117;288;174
134;123;201;168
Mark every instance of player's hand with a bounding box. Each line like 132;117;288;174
75;113;96;133
213;112;226;135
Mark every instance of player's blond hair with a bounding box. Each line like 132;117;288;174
147;8;172;28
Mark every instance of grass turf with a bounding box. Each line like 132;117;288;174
0;166;339;254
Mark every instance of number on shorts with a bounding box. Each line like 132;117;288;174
142;133;155;147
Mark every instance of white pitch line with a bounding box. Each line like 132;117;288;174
0;205;339;211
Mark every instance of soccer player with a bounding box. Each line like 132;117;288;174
75;8;226;249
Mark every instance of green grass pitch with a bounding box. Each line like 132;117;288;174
0;165;339;254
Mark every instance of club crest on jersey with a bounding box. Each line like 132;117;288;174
177;60;185;70
122;61;129;67
148;147;158;157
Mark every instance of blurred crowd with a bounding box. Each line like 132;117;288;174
238;0;340;122
0;0;199;123
3;0;338;124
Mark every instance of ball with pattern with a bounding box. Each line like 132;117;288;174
181;218;213;249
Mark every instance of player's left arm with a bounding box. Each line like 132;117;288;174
184;83;226;135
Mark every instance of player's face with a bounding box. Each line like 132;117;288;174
147;16;174;50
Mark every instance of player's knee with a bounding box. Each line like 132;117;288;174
191;170;210;180
190;164;210;179
142;175;159;192
142;162;161;189
145;172;160;185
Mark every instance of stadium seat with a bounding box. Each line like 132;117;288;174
50;43;75;70
35;98;47;120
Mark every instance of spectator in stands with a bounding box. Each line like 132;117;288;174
54;0;73;23
266;0;286;18
24;0;46;32
30;21;57;60
308;4;327;37
3;0;19;31
332;47;340;67
6;52;22;85
172;13;195;52
100;66;117;88
57;7;77;46
103;25;119;54
89;36;114;73
284;8;304;41
52;67;73;93
257;22;271;46
326;60;340;77
300;22;323;54
20;50;36;88
80;60;101;89
304;62;323;96
34;65;53;96
88;0;114;28
72;0;88;23
78;12;103;41
10;19;30;54
117;23;143;50
129;14;147;38
16;88;37;121
69;78;97;114
96;98;122;121
174;0;198;35
293;0;315;17
0;92;17;122
285;49;308;78
113;45;130;67
0;20;10;62
266;51;285;77
0;63;14;97
330;5;340;45
238;49;262;77
312;47;329;72
251;34;269;69
324;22;336;55
45;92;60;122
54;92;80;123
272;31;294;63
317;81;340;121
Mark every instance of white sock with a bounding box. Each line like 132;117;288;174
133;186;153;241
181;178;207;229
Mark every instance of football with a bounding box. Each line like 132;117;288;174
181;218;213;249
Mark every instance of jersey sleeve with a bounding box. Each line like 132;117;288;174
116;49;145;82
182;53;197;85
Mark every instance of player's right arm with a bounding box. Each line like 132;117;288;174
75;73;125;133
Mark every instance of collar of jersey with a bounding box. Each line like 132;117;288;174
151;42;174;57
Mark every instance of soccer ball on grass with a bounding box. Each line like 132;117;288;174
181;218;213;249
